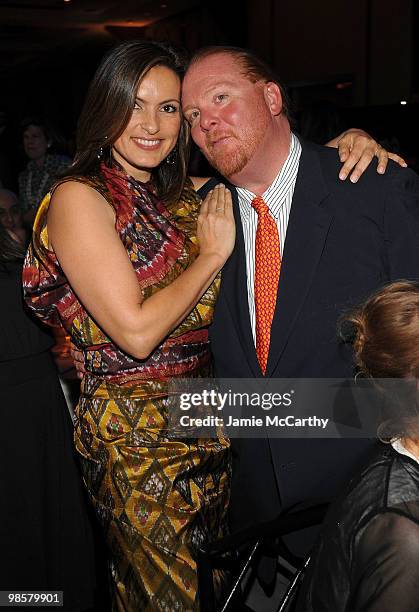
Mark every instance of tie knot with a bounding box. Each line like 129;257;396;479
251;196;269;216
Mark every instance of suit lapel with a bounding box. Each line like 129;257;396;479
199;178;260;376
266;141;333;376
221;187;261;376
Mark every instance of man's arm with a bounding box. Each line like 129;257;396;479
326;128;407;182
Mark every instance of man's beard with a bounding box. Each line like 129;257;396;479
205;140;251;177
203;118;268;178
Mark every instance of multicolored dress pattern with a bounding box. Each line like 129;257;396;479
23;164;230;611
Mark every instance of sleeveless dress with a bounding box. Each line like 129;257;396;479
23;164;231;611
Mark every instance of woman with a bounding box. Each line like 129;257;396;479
295;280;419;612
0;225;96;610
18;117;70;223
23;41;235;611
22;40;399;610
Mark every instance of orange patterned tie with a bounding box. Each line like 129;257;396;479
251;196;281;374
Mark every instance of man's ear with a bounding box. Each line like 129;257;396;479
263;81;283;116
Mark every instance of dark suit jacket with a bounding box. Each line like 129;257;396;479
198;139;419;532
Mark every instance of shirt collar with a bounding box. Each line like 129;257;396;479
392;439;419;465
237;133;301;220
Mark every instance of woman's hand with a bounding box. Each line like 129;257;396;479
197;184;235;265
327;128;407;182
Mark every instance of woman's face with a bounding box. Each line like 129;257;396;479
112;65;182;182
23;124;49;161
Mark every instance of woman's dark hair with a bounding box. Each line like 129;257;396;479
0;224;25;263
65;40;189;203
343;280;419;379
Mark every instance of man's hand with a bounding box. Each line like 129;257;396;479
327;128;407;183
70;342;85;379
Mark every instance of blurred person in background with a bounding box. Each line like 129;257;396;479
18;117;71;225
0;188;27;245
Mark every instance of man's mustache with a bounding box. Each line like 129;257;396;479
205;132;235;149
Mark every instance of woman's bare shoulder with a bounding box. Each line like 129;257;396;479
48;179;116;234
50;178;113;213
52;178;101;200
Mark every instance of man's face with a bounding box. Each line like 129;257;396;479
182;53;272;178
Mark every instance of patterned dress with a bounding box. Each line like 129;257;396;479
23;164;231;611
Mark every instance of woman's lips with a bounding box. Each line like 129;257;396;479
132;138;162;151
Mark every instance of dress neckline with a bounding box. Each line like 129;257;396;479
100;161;156;194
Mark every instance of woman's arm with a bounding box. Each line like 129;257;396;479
48;180;235;360
326;128;407;182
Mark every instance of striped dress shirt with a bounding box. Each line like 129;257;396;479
236;132;302;344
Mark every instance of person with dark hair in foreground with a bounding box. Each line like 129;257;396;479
23;41;235;610
295;280;419;612
0;224;96;610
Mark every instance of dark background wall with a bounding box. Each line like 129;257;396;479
0;0;417;170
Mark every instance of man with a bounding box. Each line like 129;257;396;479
181;46;419;540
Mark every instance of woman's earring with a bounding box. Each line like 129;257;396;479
166;147;177;165
97;136;108;161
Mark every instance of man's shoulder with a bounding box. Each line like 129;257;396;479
301;138;418;195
